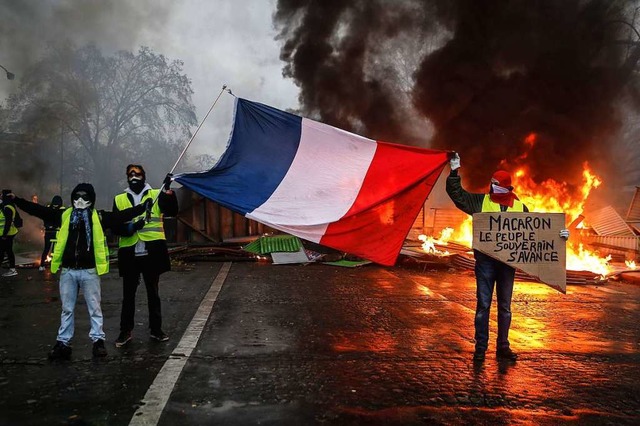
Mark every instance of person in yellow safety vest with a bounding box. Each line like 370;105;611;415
112;164;178;348
445;153;570;363
39;195;65;271
0;189;20;277
8;184;148;360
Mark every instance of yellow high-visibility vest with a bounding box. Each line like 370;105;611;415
114;190;165;248
50;208;109;275
0;205;19;236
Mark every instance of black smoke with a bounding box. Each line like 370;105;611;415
275;0;640;193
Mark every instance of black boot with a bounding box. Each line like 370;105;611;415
496;347;518;361
473;349;486;362
92;339;107;358
48;341;72;360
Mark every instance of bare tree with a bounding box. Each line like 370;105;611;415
7;43;197;204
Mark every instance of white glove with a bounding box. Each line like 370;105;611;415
559;229;570;240
450;152;460;170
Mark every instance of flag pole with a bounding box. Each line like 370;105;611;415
169;84;230;175
147;84;230;217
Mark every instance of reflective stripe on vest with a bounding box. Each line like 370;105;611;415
0;205;19;236
481;194;525;212
50;208;109;275
114;189;165;248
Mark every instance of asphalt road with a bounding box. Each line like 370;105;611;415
1;259;639;425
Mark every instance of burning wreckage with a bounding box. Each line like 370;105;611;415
405;174;640;287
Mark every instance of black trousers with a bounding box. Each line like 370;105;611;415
0;236;16;268
119;256;163;333
40;231;56;265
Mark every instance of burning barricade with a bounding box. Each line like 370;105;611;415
411;159;638;287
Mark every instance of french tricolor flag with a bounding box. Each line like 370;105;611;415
175;98;449;265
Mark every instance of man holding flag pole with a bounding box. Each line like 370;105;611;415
113;165;178;347
113;85;229;348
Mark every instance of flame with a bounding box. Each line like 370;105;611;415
418;229;451;256
419;133;636;275
626;260;637;270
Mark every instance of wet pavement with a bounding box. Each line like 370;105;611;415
1;259;639;425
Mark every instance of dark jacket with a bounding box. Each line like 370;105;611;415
15;197;145;270
111;188;178;276
446;170;529;214
44;196;65;232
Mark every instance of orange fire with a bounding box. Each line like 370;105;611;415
419;133;633;276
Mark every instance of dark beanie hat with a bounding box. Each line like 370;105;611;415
51;195;63;206
70;183;96;206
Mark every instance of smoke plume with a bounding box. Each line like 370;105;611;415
275;0;640;194
0;0;174;75
0;0;177;206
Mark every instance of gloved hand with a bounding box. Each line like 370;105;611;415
133;217;146;231
559;229;570;240
126;218;146;235
143;198;153;212
449;152;460;170
163;173;173;191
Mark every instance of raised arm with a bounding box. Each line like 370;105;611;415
13;196;63;223
446;169;485;215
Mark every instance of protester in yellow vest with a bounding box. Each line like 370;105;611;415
0;189;20;277
9;184;147;360
446;153;570;363
112;164;178;348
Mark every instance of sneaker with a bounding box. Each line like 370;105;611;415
92;339;108;358
48;341;72;360
115;331;132;348
496;347;518;361
150;330;169;342
38;266;45;272
2;268;18;277
473;349;486;362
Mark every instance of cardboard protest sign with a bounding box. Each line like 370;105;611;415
472;212;566;293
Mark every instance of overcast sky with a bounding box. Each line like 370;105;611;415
0;0;300;171
141;0;300;169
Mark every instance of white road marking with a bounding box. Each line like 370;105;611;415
129;262;232;426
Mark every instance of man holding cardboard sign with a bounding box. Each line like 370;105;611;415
446;153;570;362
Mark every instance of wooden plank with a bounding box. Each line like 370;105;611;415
176;216;218;243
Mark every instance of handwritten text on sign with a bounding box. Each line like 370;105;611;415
473;212;566;293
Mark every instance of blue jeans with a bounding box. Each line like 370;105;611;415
57;268;105;344
473;251;515;352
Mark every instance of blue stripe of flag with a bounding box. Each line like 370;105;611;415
175;98;301;215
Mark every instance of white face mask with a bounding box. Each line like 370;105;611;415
73;198;92;209
491;183;510;194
